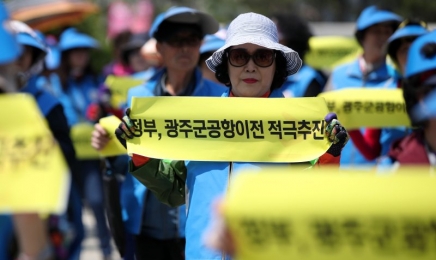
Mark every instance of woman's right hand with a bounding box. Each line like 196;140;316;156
91;123;110;150
115;108;137;149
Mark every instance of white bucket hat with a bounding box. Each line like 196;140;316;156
206;12;302;76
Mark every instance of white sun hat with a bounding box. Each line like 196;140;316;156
206;12;302;76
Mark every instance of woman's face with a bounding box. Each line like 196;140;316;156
128;49;150;73
68;48;90;70
16;45;33;72
362;23;394;59
227;43;276;97
396;41;412;75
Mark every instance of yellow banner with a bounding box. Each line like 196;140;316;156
306;36;361;70
0;94;70;213
128;97;330;162
319;88;411;129
105;75;144;108
99;116;127;156
223;167;436;260
71;123;100;159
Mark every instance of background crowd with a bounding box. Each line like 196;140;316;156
1;0;435;260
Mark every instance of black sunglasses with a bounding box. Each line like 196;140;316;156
227;48;276;67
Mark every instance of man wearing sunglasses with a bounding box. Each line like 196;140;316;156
91;6;225;260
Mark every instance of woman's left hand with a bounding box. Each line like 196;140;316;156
324;112;349;157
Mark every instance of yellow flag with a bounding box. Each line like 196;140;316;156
319;88;411;129
71;123;100;159
223;167;436;260
306;36;361;70
0;94;70;213
99;115;127;156
128;97;331;162
105;75;144;108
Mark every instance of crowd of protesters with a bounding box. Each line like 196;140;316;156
1;2;435;260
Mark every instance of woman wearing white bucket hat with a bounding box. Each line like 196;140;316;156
115;12;349;259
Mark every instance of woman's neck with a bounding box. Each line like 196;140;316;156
362;52;384;67
165;69;195;96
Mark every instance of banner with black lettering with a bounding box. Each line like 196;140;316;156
128;97;331;162
223;167;436;260
0;94;70;213
319;88;411;129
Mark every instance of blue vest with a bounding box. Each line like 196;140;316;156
184;89;285;260
279;64;325;97
36;73;77;127
329;58;402;167
22;76;60;117
121;68;227;237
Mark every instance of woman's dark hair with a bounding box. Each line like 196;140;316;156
271;13;312;60
214;49;288;91
402;43;436;128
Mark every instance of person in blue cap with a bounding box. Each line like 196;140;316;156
324;5;402;168
347;19;429;162
379;30;436;167
199;34;226;84
272;12;327;97
110;12;349;260
54;27;114;260
2;19;84;260
91;6;226;260
0;4;23;260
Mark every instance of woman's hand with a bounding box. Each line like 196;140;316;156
91;123;110;150
324;112;349;157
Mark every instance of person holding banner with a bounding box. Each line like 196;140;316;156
324;5;402;167
379;30;436;167
113;12;349;260
8;20;86;260
93;6;226;260
347;19;429;161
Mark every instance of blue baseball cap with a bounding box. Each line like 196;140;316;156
58;28;99;52
149;6;219;39
10;20;47;65
356;6;402;31
387;22;429;62
0;3;22;64
405;30;436;79
200;34;225;54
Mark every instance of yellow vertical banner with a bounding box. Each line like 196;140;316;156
318;88;411;129
223;167;436;260
71;123;100;159
0;94;70;213
105;75;144;108
128;97;331;162
98;115;127;156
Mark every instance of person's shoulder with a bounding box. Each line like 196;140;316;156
34;89;61;116
331;60;356;75
128;83;154;98
196;78;227;97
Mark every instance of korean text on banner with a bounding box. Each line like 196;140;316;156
223;167;436;260
0;94;70;213
128;96;331;162
319;88;411;129
99;115;127;156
